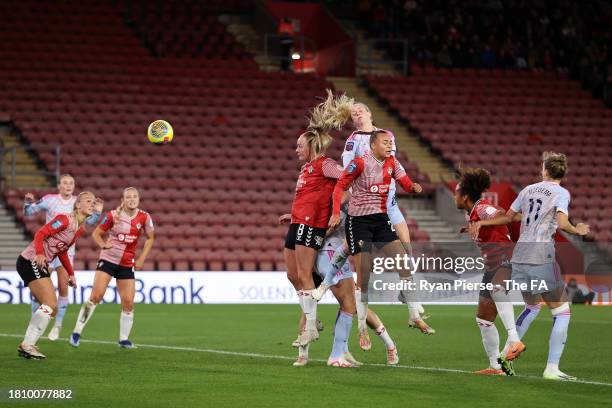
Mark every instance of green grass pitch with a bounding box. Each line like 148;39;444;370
1;304;610;407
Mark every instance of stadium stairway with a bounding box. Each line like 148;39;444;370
221;15;279;72
400;198;468;243
1;125;51;189
0;200;29;270
338;19;400;76
328;76;455;184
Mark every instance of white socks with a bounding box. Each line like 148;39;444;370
355;288;368;331
476;317;501;370
375;325;395;350
23;304;53;346
73;301;97;335
300;290;317;331
490;286;520;343
120;311;134;341
54;296;69;327
547;303;571;368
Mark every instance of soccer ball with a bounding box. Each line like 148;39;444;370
147;120;174;145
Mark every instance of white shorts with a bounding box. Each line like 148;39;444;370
511;262;564;295
315;249;353;286
386;194;405;226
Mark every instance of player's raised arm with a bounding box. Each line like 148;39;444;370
23;193;50;216
330;158;363;227
85;197;104;226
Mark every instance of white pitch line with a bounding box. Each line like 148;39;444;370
1;333;611;388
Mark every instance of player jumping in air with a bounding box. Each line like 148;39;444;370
283;90;357;365
471;152;589;380
16;192;97;359
330;130;433;366
70;187;154;349
455;167;525;375
23;174;103;340
314;102;429;335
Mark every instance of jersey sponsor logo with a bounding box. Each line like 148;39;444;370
51;220;63;229
347;163;357;174
345;141;354;151
370;184;389;194
117;233;139;243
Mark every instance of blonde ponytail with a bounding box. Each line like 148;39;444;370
304;89;354;160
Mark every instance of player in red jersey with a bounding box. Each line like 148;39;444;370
455;168;525;375
70;187;154;349
16;191;97;359
331;130;435;344
283;91;364;367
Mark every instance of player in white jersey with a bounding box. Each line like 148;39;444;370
23;174;103;341
470;152;590;380
16;191;96;359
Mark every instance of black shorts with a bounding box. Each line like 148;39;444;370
284;223;326;250
345;213;398;255
479;263;511;299
17;255;51;286
96;259;135;280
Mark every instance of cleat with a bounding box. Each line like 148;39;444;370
292;356;308;367
327;356;357;368
543;369;577;381
474;367;505;375
505;341;526;361
343;352;363;366
47;325;61;341
386;347;399;365
118;340;137;349
297;328;319;347
311;284;331;302
359;329;371;351
498;357;515;376
316;319;324;332
409;319;436;335
69;332;80;347
18;343;46;360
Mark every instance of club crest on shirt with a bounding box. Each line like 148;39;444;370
308;166;314;174
387;167;393;175
345;141;354;151
136;223;142;230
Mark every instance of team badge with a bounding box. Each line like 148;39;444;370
136;223;142;230
387;167;393;175
308;166;314;174
345;141;354;151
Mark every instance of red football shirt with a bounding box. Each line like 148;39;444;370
291;156;343;228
